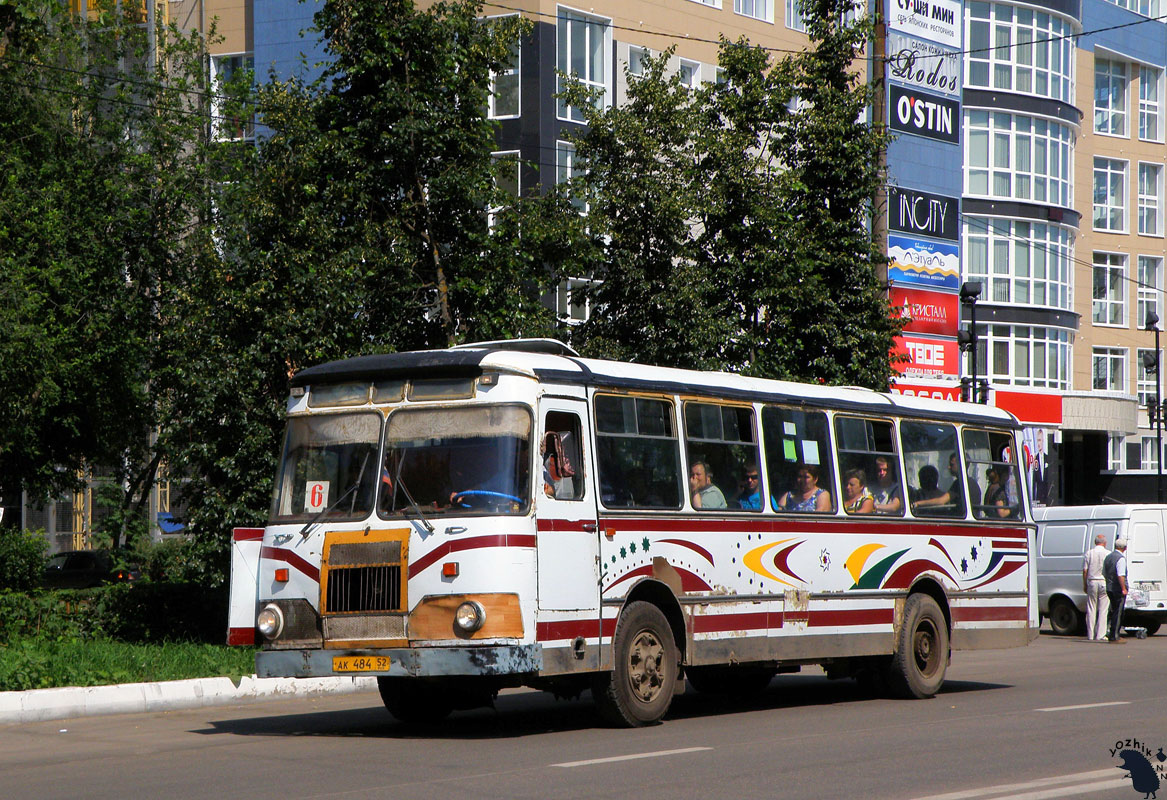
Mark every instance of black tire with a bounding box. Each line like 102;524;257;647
1143;620;1161;637
1047;596;1083;636
887;593;949;699
593;601;678;727
686;665;775;696
377;677;453;724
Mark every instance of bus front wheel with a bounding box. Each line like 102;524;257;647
593;601;678;727
377;677;453;724
887;593;948;699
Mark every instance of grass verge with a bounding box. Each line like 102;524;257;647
0;637;256;692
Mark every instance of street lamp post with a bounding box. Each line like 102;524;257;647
1146;310;1162;502
959;282;984;403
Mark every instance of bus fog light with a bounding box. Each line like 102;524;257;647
257;604;285;639
454;601;486;633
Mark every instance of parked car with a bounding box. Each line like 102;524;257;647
42;550;141;589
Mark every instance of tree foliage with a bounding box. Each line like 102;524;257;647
564;0;900;388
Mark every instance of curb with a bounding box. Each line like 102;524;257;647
0;675;378;724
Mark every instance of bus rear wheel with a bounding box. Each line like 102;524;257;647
377;677;453;724
593;601;678;727
887;593;948;699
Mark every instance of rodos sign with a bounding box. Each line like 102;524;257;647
890;85;960;143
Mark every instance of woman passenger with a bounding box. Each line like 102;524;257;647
842;468;875;514
776;464;833;512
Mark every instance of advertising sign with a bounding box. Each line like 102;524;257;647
888;234;959;290
886;32;960;96
890;380;961;402
890;85;960;143
891;285;959;337
889;186;959;241
892;335;959;379
888;0;962;49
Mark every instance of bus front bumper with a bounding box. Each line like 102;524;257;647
256;644;543;679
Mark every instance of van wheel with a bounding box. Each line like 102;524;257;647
593;601;678;727
887;593;948;699
377;677;452;724
1048;597;1082;636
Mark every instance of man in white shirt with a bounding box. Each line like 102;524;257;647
1082;532;1110;641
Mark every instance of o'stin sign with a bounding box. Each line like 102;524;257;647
889;85;960;143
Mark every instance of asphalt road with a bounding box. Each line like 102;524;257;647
3;630;1164;800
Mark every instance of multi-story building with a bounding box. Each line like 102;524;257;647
186;0;1167;506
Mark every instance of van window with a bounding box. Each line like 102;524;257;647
1040;524;1086;556
595;395;682;509
1132;522;1163;554
1095;523;1118;548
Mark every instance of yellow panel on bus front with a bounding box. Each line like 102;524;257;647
409;593;524;641
319;528;410;617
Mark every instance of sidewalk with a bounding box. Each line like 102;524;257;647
0;675;378;724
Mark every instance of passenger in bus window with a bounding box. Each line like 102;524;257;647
776;464;832;513
911;464;944;509
913;454;964;516
842;469;875;514
870;456;903;514
690;461;727;509
982;467;1014;518
735;463;762;510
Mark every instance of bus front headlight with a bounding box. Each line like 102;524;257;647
257;603;285;640
454;600;486;634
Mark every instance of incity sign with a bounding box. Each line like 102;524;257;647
889;186;959;241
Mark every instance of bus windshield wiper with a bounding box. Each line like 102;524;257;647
299;452;370;539
395;475;434;534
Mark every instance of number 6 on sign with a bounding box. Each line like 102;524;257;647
304;480;329;512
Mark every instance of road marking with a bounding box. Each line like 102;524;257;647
552;746;712;768
1035;701;1130;712
912;769;1122;800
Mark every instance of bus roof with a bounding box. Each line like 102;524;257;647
291;340;1020;428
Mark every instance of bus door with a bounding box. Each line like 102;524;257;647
535;399;601;616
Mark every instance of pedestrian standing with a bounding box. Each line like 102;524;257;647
1082;532;1110;641
1103;537;1129;643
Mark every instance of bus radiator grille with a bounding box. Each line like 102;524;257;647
325;564;403;614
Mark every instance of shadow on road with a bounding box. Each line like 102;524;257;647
196;671;1009;741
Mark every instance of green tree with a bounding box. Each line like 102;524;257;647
0;0;218;546
563;0;899;388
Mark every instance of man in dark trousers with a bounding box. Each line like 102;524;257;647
1103;537;1129;643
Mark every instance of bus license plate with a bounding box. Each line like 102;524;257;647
332;655;390;672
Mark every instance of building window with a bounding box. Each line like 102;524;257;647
1139;163;1163;236
974;324;1071;390
1104;0;1161;17
556;140;585;213
557;277;596;323
735;0;772;22
965;111;1073;207
1093;252;1128;326
1110;435;1126;470
678;59;700;89
1093;157;1128;232
488;36;520;119
963;217;1074;310
628;45;649;78
1095;58;1128;136
1138;255;1162;329
1142;436;1160;470
557;8;611;123
1138;349;1158;407
1093;347;1128;392
1140;66;1163;141
488;150;520;228
686;0;722;7
210;53;255;141
966;3;1074;103
786;0;806;31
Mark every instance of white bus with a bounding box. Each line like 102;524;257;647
228;339;1037;726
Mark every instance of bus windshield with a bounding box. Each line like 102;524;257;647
380;405;532;516
269;412;381;522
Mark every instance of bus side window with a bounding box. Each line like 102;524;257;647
901;421;964;518
684;402;761;512
835;417;903;516
543;411;584;501
594;395;682;509
761;406;836;514
962;428;1024;520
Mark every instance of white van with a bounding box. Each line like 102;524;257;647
1033;505;1167;636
